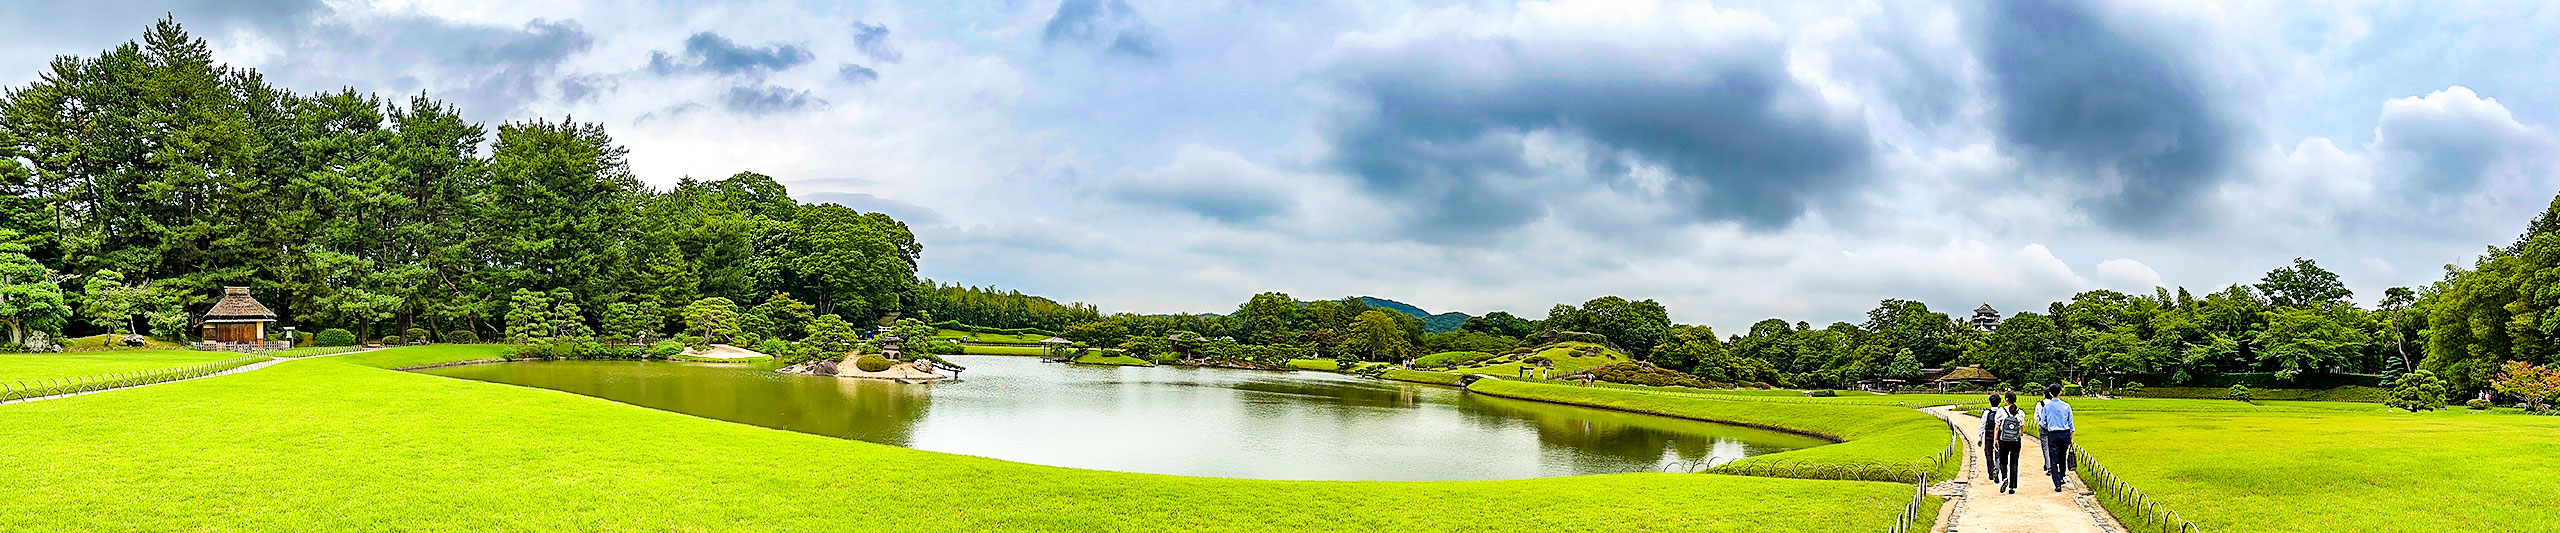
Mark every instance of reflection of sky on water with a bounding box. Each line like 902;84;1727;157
423;356;1825;481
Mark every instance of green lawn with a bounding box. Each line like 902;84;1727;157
0;345;1931;531
1379;369;1465;386
932;328;1053;344
1072;352;1155;366
57;334;188;352
1468;380;1955;482
0;350;250;381
1287;359;1341;371
960;345;1054;356
2072;405;2560;533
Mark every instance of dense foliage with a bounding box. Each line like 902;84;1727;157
0;19;920;343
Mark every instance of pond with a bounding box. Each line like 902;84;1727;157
417;355;1826;481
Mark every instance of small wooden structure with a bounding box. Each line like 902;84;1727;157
201;287;278;343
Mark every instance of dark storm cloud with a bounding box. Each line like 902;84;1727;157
1041;0;1162;59
1318;21;1872;240
852;20;901;63
720;84;828;116
1977;0;2238;231
839;64;879;84
648;32;815;77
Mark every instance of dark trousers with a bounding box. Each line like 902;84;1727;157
2042;429;2074;488
1981;429;2000;481
1995;440;2022;492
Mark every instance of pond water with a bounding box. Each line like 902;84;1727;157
417;355;1825;481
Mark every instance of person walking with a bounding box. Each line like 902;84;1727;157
1979;393;2004;484
1994;391;2025;494
2037;384;2077;493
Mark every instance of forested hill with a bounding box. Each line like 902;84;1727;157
1352;297;1470;333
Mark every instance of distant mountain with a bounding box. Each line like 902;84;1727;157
1354;296;1471;333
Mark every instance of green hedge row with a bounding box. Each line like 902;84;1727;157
2118;372;2384;389
2121;385;2388;403
927;320;1057;338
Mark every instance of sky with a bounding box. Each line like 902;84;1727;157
5;0;2558;331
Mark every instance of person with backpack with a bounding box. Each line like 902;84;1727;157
1979;393;2004;484
1995;391;2025;494
2038;384;2077;492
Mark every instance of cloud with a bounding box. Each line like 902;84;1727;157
839;64;879;84
1042;0;1161;59
252;17;596;120
2374;86;2559;197
2094;258;2164;291
796;192;944;225
852;20;900;63
1975;0;2238;232
1102;145;1302;225
1314;0;1872;240
719;84;828;116
647;32;814;77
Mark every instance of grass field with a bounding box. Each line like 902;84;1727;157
1468;380;1954;481
1379;369;1465;386
1072;352;1155;366
2070;403;2560;532
1286;359;1341;371
0;345;1932;531
960;345;1054;356
0;350;251;381
932;328;1053;344
57;334;188;352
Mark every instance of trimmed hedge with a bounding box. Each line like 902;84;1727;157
2123;385;2387;403
2120;371;2385;389
853;355;895;372
441;330;480;344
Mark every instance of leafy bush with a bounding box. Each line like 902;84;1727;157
853;355;895;372
380;335;404;346
1524;355;1551;365
1807;389;1838;397
314;328;358;347
404;328;430;343
755;338;792;358
294;331;314;345
442;330;479;344
649;340;685;358
927;320;1058;337
2229;384;2255;403
2468;399;2494;410
1415;351;1497;368
919;339;964;355
2123;381;2146;392
2061;383;2083;396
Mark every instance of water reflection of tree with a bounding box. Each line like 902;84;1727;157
433;361;933;446
1450;393;1813;474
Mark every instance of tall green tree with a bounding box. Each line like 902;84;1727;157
0;229;69;347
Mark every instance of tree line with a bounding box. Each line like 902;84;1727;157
0;19;918;345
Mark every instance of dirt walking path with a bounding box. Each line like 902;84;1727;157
3;348;377;405
1926;405;2121;533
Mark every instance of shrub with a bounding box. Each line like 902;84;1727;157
853;354;895;372
755;338;791;358
404;328;431;343
2061;383;2083;396
2386;370;2448;412
2468;399;2494;410
1524;355;1552;365
2123;381;2146;392
1587;361;1709;388
1416;351;1497;368
2229;384;2255;403
294;331;315;345
1807;389;1838;397
314;328;358;347
380;335;404;346
920;339;964;355
649;340;685;358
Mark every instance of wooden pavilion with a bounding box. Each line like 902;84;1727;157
201;287;278;343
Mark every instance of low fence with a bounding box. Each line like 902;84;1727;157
1888;472;1934;533
0;355;269;404
2075;445;2202;533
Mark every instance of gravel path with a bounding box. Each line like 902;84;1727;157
1927;405;2123;533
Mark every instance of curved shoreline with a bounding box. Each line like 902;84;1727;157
1465;380;1847;444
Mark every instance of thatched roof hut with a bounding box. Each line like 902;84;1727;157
201;287;278;343
1935;365;2000;384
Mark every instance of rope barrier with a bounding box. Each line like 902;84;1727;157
0;355;268;404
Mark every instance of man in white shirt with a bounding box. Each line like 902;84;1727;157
2037;384;2076;492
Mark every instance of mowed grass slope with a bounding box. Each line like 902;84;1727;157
2076;407;2560;533
0;350;251;381
0;345;1923;532
1468;380;1953;479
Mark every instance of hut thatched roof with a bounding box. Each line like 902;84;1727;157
1937;365;1999;382
203;287;276;322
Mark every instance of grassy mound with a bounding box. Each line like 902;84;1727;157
1286;359;1341;371
0;344;1928;531
1446;341;1628;376
1468;380;1954;481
